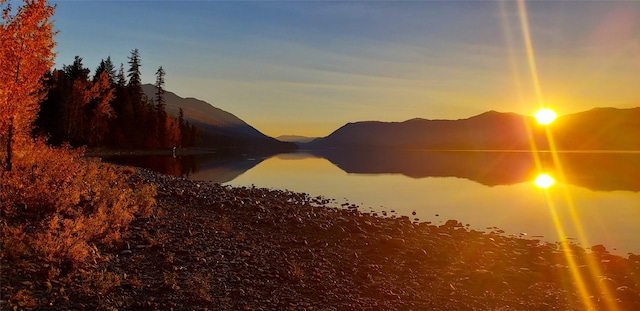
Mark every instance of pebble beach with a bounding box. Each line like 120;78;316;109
4;168;640;310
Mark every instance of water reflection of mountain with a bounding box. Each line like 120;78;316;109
308;149;640;192
188;155;268;184
103;152;268;184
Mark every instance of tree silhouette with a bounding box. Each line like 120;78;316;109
94;56;116;84
155;66;166;112
127;49;142;88
34;49;202;150
1;0;57;171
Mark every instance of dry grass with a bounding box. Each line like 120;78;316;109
214;216;233;232
288;261;304;280
185;274;213;303
1;139;156;276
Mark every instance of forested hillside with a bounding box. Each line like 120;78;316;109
36;51;198;149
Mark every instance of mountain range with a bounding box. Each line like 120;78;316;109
141;84;295;152
306;107;640;151
141;84;639;152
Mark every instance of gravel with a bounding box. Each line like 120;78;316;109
8;168;640;310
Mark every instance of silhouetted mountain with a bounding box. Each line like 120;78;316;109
552;107;640;150
142;84;295;152
306;108;640;151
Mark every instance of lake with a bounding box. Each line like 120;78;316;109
104;150;640;255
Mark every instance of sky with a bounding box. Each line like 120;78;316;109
49;0;640;138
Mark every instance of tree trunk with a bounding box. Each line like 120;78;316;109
6;116;14;172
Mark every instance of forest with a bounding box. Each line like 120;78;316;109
36;51;199;150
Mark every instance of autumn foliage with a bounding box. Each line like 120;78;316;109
1;1;159;307
1;139;156;269
1;0;57;171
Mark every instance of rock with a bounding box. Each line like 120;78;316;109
470;269;494;283
443;220;461;228
387;238;406;249
591;244;607;253
615;286;639;302
599;277;618;291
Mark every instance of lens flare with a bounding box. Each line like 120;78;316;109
534;108;557;125
534;173;555;188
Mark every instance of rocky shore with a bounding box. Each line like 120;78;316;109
4;169;640;310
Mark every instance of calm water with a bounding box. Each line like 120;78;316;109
105;150;640;255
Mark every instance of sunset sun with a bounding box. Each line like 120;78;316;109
534;108;557;125
534;173;556;189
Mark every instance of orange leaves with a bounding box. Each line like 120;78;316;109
1;140;156;270
1;0;56;110
1;0;57;170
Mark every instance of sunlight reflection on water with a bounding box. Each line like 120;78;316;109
105;151;640;255
223;152;640;255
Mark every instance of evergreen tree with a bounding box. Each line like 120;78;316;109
110;63;132;147
178;107;185;127
36;69;67;144
62;56;90;144
155;66;166;112
36;56;116;147
154;66;168;147
64;56;90;80
116;63;126;87
127;49;142;88
94;56;116;83
126;49;145;146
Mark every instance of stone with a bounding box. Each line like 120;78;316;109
591;244;607;253
443;220;461;228
387;238;406;249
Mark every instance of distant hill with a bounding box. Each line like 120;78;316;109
276;135;318;144
142;84;295;152
551;107;640;150
306;108;640;151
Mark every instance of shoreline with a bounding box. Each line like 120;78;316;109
3;168;639;310
112;169;640;309
83;147;220;157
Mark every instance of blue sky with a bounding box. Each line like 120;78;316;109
50;1;640;137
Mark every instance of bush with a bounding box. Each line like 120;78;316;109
1;139;156;273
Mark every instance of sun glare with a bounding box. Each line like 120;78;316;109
534;173;555;189
534;108;557;125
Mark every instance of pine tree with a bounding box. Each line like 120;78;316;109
110;63;131;146
155;66;166;112
62;56;90;144
36;69;67;144
1;0;57;171
126;49;144;146
94;56;116;83
116;63;126;87
127;49;142;88
154;66;169;147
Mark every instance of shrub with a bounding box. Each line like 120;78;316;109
1;139;156;272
